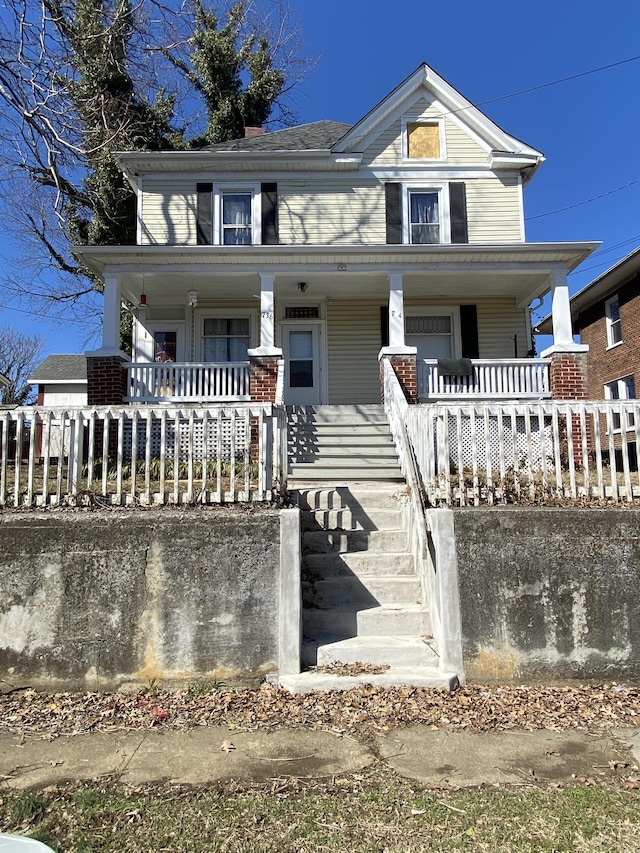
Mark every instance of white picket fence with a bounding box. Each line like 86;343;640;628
382;361;640;505
0;404;287;507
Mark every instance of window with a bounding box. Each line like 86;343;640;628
605;375;636;431
405;312;458;360
605;295;622;347
403;118;445;160
203;318;251;362
402;185;449;245
221;192;252;245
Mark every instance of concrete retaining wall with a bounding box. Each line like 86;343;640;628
454;508;640;683
0;508;281;690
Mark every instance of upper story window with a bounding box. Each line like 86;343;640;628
605;295;622;347
402;184;450;244
403;118;445;160
220;192;253;245
197;182;279;246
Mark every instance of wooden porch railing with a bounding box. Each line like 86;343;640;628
0;404;286;507
418;358;551;400
125;362;250;402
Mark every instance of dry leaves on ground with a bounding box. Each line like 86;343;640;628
0;682;638;740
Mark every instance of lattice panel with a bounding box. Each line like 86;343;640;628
122;416;248;461
444;413;554;471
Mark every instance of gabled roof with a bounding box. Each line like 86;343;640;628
537;246;640;333
28;354;88;385
331;62;544;179
201;121;351;152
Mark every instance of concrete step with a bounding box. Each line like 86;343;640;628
303;529;409;554
287;404;386;423
290;465;403;481
300;507;406;531
303;576;421;608
291;484;409;510
291;452;399;466
304;550;416;577
289;425;394;439
304;604;431;638
314;635;439;668
278;667;459;694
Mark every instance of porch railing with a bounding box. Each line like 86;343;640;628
418;358;551;400
125;362;250;402
0;404;286;507
406;400;640;506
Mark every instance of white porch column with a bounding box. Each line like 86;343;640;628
540;270;588;357
389;272;406;347
85;271;129;358
248;272;282;357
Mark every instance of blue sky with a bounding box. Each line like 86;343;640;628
1;0;639;355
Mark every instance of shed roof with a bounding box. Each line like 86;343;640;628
28;354;88;384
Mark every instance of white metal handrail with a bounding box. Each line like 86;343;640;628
125;362;250;402
418;358;551;400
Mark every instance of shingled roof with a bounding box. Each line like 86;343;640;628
28;354;88;384
201;120;352;153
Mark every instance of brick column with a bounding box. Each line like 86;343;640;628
87;355;127;405
545;348;590;467
249;354;281;403
379;351;418;404
548;350;588;401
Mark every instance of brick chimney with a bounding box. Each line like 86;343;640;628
244;126;266;138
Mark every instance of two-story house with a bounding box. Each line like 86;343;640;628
73;63;596;412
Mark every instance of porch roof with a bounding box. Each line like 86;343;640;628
73;242;598;310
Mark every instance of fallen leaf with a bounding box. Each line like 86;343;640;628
220;739;236;753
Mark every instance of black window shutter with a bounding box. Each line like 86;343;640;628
449;182;468;244
385;183;402;244
460;304;479;358
380;306;389;347
196;183;213;245
261;182;278;244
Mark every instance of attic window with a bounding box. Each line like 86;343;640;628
407;122;441;159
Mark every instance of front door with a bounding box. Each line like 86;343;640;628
282;323;324;405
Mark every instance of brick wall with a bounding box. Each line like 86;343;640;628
249;355;280;403
87;356;127;406
380;353;418;404
576;273;640;399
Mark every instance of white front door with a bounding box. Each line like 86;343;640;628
282;323;324;405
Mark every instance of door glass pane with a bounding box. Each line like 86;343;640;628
154;331;177;362
406;316;452;359
289;331;313;359
289;331;314;387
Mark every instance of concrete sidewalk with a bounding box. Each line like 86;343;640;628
1;725;639;790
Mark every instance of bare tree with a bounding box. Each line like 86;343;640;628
0;0;309;322
0;326;44;405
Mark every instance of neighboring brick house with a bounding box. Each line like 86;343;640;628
68;63;596;407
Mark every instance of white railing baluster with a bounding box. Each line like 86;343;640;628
124;362;251;403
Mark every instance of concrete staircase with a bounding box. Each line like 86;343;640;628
280;406;459;693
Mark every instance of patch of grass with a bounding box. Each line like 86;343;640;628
1;772;639;852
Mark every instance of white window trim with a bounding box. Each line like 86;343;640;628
197;308;256;362
605;294;623;349
604;374;636;432
401;116;447;162
405;306;462;359
402;183;451;245
213;183;262;246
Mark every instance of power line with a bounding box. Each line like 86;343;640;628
474;55;640;109
526;178;640;221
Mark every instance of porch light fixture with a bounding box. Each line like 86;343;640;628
138;292;148;308
188;289;198;308
297;282;308;293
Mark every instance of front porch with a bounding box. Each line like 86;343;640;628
74;243;594;409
